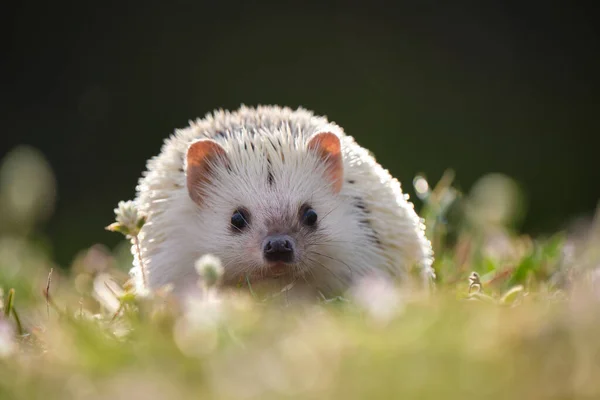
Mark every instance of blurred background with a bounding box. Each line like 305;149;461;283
2;1;599;268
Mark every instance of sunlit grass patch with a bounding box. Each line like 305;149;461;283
1;148;600;399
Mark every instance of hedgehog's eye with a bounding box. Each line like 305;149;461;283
230;208;250;232
301;207;318;227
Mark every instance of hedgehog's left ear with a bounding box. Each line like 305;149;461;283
186;139;229;206
307;132;343;193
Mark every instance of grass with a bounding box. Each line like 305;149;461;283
1;148;600;399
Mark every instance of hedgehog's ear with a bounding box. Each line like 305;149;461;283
307;132;343;193
186;139;228;205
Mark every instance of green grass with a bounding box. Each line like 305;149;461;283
1;154;600;399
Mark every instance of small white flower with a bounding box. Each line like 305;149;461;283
195;254;224;288
350;275;404;324
0;320;16;358
106;200;146;238
114;200;140;231
92;273;125;314
183;290;223;328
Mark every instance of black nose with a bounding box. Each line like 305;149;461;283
263;235;295;263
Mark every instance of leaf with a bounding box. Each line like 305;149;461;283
508;253;537;287
482;257;498;273
499;285;525;305
466;292;497;304
119;292;137;304
542;233;565;261
136;216;147;230
105;223;131;236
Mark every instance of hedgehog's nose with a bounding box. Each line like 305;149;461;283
263;235;295;263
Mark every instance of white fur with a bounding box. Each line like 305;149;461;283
130;105;434;297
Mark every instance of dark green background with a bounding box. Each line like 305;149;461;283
3;1;599;267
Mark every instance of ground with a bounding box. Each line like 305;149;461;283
1;167;599;400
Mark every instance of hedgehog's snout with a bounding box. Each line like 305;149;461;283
262;234;295;264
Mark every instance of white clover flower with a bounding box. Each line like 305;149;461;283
195;254;224;288
106;200;149;289
350;274;404;325
115;200;140;231
106;200;146;238
183;290;223;328
173;290;223;358
0;320;16;358
92;273;125;314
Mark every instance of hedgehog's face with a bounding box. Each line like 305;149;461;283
184;130;355;287
223;201;324;279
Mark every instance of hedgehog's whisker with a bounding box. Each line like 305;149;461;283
306;250;354;279
314;238;355;244
297;260;317;288
304;255;347;286
305;241;355;252
222;257;262;282
238;212;252;230
298;265;312;286
229;223;244;233
315;200;345;224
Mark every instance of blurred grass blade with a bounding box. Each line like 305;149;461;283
11;307;24;336
500;285;525;305
4;288;15;318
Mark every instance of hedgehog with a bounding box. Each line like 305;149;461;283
129;105;434;299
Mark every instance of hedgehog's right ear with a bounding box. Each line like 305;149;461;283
186;139;228;205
